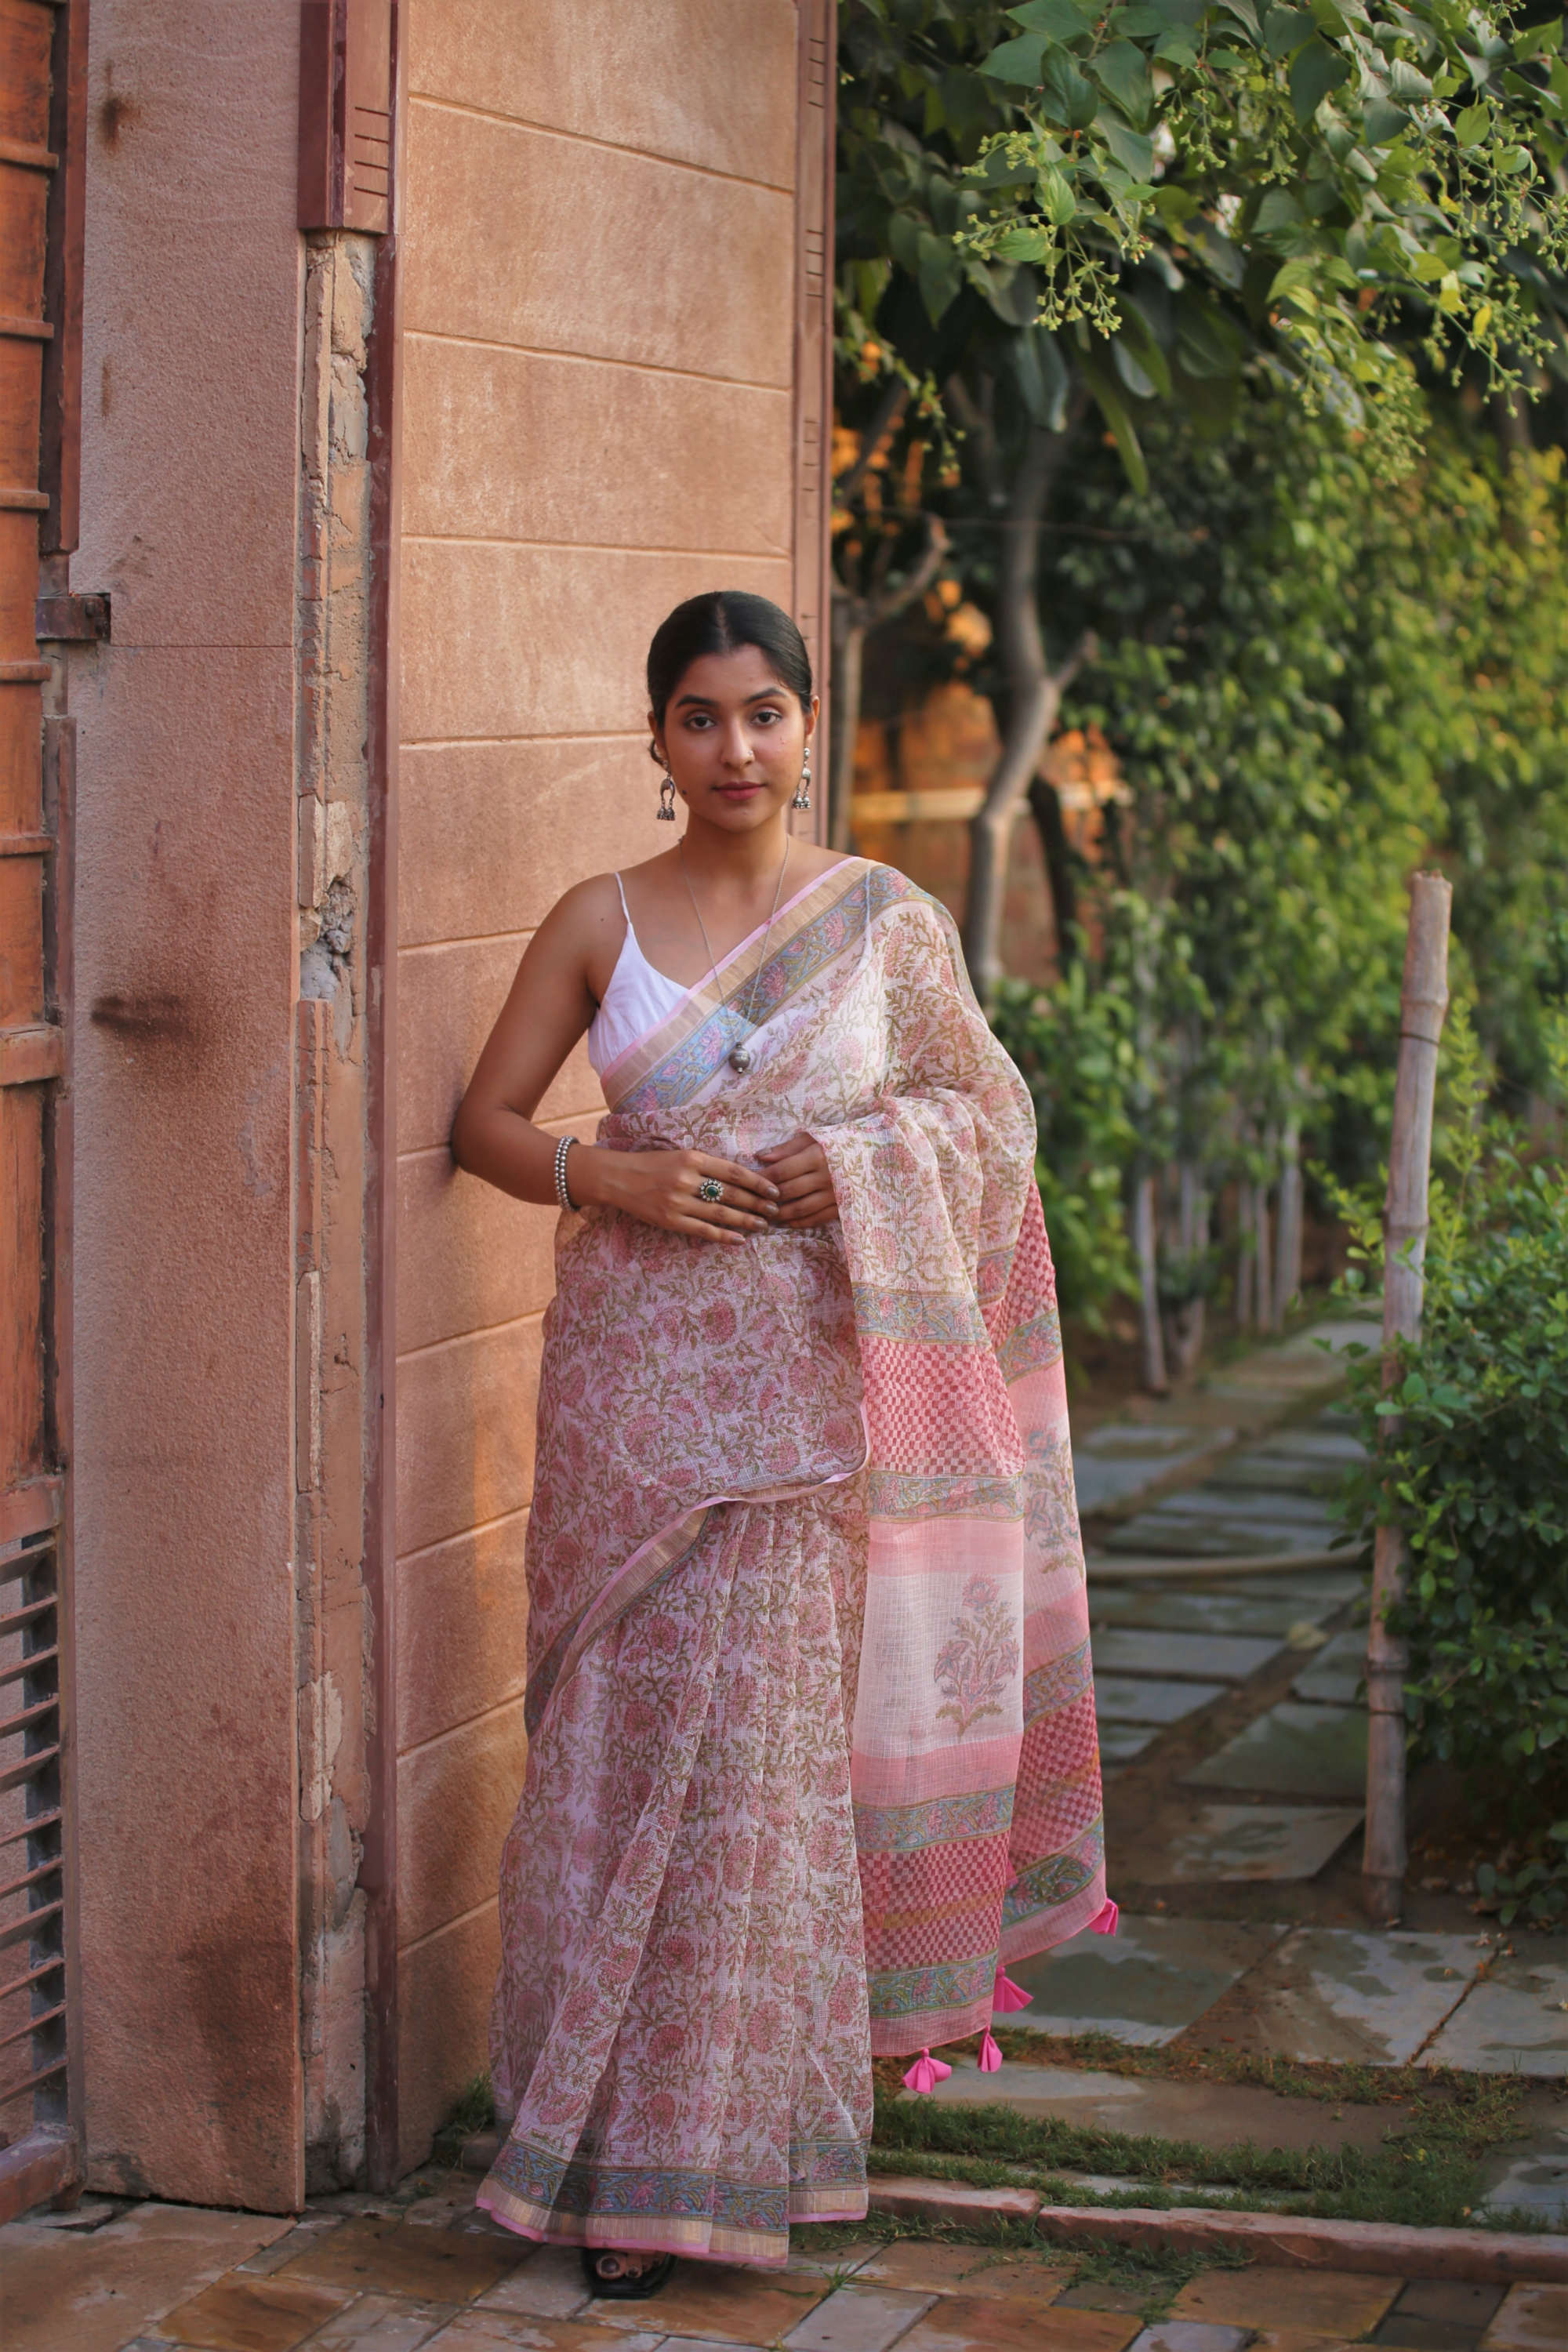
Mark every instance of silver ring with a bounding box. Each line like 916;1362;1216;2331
698;1177;724;1203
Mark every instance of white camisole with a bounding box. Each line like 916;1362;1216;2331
586;874;693;1076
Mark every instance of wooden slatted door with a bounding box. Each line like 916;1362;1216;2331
0;0;85;2208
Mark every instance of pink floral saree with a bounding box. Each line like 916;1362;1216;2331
478;857;1107;2267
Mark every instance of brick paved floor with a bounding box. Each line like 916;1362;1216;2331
5;2178;1566;2352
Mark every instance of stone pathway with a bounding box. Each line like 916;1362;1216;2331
1000;1311;1568;2083
5;2180;1567;2352
940;1308;1568;2222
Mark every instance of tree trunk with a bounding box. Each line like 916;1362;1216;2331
1131;1171;1168;1394
962;423;1076;1006
1364;873;1453;1928
1027;772;1077;974
1273;1114;1304;1327
1235;1181;1254;1332
1162;1159;1208;1377
1252;1178;1274;1335
829;601;865;854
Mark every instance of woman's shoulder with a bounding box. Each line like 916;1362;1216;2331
855;859;956;928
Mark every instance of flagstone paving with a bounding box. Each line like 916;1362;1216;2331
1088;1630;1290;1683
1288;1630;1367;1708
1182;1701;1370;1802
1071;1423;1237;1517
1199;1926;1480;2066
982;1309;1566;2116
1096;1674;1231;1727
1150;1804;1366;1888
1001;1915;1290;2045
1423;1953;1568;2079
11;2182;1568;2352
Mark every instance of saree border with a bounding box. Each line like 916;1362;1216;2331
605;858;933;1116
526;1428;872;1748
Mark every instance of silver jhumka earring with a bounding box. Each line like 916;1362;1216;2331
657;766;677;822
792;748;811;813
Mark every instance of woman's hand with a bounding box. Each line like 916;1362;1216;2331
757;1130;838;1229
574;1144;779;1243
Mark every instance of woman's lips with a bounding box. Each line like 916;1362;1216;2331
713;782;765;799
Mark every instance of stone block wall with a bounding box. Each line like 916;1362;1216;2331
392;0;805;2170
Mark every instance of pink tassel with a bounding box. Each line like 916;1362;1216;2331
977;2029;1003;2073
902;2046;953;2095
993;1968;1033;2013
1089;1897;1120;1937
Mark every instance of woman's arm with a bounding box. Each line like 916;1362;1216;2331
450;880;781;1242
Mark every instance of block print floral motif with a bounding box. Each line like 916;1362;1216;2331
481;861;1105;2261
933;1573;1022;1737
1023;1423;1079;1556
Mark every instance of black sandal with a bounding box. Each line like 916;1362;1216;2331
582;2248;676;2299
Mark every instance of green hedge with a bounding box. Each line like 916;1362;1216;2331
1340;1011;1568;1922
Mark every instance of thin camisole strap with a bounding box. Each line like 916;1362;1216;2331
612;871;632;932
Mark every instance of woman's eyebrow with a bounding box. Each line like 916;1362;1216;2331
673;688;786;710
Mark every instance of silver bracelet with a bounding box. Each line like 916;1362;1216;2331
554;1134;578;1212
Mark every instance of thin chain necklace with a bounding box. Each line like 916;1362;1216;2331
678;835;791;1075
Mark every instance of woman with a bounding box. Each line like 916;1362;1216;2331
451;591;1109;2291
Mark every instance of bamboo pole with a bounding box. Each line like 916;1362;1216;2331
1363;872;1452;1926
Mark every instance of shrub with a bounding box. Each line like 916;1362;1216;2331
1339;1007;1568;1919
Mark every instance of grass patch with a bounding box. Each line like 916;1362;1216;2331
870;2081;1530;2230
430;2071;494;2169
976;2031;1526;2114
792;2209;1251;2321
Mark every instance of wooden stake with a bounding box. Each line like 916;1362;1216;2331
1363;872;1452;1926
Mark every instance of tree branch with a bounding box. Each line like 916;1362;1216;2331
835;378;910;509
961;412;1084;1004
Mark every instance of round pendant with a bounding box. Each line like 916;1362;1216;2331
728;1043;753;1074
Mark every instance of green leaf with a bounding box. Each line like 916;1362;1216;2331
981;32;1047;84
1118;293;1175;396
1093;39;1156;128
992;222;1055;263
1254;187;1306;235
1153;182;1200;229
1113;336;1159;400
1010;323;1071;430
1099;111;1156;177
887;212;923;275
917;229;962;323
1290;35;1352;122
1269;254;1322;304
1363;98;1410;145
1173;288;1246;376
1515;17;1564;60
1154;25;1202;64
1040;164;1078;225
1454;103;1490;150
1388;59;1432;105
1041;49;1101;129
1007;0;1097;34
1082;350;1149;492
1263;4;1316;56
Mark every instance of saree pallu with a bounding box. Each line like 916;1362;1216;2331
479;858;1107;2267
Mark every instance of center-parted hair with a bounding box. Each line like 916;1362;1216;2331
646;591;814;731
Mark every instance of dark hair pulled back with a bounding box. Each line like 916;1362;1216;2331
646;591;813;753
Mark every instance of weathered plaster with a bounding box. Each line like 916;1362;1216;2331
294;230;378;2192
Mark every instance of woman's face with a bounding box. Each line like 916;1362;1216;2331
652;644;817;834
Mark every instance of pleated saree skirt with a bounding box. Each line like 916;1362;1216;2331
478;1474;874;2267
